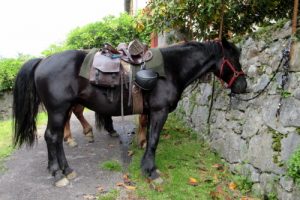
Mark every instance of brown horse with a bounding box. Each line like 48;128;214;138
63;105;118;147
63;105;93;147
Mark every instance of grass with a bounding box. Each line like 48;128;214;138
0;112;48;171
97;189;119;200
128;114;255;200
100;160;123;172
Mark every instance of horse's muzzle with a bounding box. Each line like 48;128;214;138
231;76;247;94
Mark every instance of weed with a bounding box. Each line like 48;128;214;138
97;189;119;200
100;160;122;172
287;147;300;184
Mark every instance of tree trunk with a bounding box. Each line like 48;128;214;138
124;0;132;14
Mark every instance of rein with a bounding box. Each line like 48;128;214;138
231;44;291;102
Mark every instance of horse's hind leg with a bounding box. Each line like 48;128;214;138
73;104;94;142
45;107;76;187
104;116;118;137
137;114;148;148
63;109;78;147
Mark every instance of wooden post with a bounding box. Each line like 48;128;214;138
218;0;225;40
150;32;158;48
290;0;299;60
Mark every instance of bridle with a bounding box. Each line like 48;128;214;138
216;41;245;88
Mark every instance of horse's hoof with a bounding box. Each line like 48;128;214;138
152;177;164;184
66;171;77;180
141;141;147;149
109;131;119;137
66;138;78;147
55;177;69;187
85;132;94;143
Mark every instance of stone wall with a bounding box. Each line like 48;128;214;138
0;91;12;120
174;20;300;199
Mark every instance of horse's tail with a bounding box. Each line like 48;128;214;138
13;58;43;147
95;112;104;130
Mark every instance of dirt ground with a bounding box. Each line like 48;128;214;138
0;112;137;200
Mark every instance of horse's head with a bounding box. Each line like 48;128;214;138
214;38;247;94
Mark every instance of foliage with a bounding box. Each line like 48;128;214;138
0;55;30;92
41;42;71;57
287;147;300;184
141;0;296;40
128;114;255;199
100;160;122;172
66;13;151;49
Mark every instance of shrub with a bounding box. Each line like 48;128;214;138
287;148;300;184
0;55;30;92
66;13;151;49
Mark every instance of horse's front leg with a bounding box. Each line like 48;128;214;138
141;108;168;179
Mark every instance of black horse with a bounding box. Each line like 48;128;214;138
13;38;247;186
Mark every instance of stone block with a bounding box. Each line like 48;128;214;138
242;109;263;139
262;96;294;134
210;131;247;163
279;98;300;127
196;83;212;106
279;176;294;192
260;173;278;194
247;133;284;174
281;132;300;161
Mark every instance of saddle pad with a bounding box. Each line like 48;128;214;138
79;48;98;79
132;48;165;79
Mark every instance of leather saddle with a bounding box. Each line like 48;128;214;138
103;40;153;65
89;40;153;88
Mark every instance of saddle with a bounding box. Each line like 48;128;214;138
89;40;153;88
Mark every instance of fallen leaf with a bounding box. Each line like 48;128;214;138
124;185;136;190
96;186;105;193
212;164;224;171
162;134;171;139
228;182;237;190
123;174;134;185
116;182;124;187
213;174;220;183
83;194;96;200
149;182;164;192
127;150;134;157
108;144;115;148
188;177;199;186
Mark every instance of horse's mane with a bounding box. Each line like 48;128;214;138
161;41;222;57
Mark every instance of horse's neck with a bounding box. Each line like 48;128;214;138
161;43;217;90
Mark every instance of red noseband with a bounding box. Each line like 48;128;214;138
216;41;245;88
219;58;245;88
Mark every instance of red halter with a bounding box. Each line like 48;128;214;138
217;42;245;88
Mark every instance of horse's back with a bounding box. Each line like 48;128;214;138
35;50;86;77
34;50;86;106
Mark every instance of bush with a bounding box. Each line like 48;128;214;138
66;13;151;49
287;148;300;184
0;56;30;92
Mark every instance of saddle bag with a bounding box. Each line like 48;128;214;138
89;52;121;87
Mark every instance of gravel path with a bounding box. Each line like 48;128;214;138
0;111;137;200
